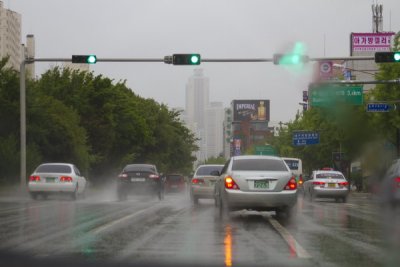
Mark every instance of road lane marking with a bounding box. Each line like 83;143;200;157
266;215;312;259
90;204;162;234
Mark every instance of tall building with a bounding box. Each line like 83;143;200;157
0;1;22;71
206;102;224;158
185;69;210;164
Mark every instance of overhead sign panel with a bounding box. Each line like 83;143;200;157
309;85;363;107
292;131;320;146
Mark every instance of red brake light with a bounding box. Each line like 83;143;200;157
60;176;73;182
192;178;204;184
313;181;325;186
338;181;349;187
284;176;297;190
394;177;400;188
29;175;40;182
225;176;239;190
118;173;128;178
149;174;159;179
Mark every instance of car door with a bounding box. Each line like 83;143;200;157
74;165;86;193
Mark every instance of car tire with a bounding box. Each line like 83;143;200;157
190;190;198;205
30;192;38;200
71;187;78;201
218;196;229;220
42;193;48;200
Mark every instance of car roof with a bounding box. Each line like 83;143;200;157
314;170;343;174
39;163;74;166
232;155;282;160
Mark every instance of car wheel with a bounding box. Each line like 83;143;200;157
158;189;164;201
190;190;198;205
218;196;229;220
30;192;38;200
42;193;48;200
71;186;78;200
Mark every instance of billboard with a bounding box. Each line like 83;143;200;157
351;32;395;52
232;100;270;122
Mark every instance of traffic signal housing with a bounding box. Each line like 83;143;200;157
72;55;97;64
172;54;201;65
375;52;400;63
273;53;309;65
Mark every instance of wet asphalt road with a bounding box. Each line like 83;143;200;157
0;187;399;267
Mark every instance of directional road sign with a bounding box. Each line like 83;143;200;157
293;131;320;146
366;103;395;112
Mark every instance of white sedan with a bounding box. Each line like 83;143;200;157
303;170;349;202
28;163;87;200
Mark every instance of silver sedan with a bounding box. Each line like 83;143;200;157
303;170;349;202
214;155;298;218
28;163;87;200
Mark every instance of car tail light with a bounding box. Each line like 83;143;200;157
338;181;349;187
149;174;159;179
29;175;40;182
393;177;400;188
60;176;73;182
284;176;297;190
225;176;239;190
192;178;204;184
118;173;128;179
313;181;325;186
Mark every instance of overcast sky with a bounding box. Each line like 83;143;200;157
7;0;400;123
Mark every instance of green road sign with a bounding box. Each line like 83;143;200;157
255;145;277;156
309;85;363;107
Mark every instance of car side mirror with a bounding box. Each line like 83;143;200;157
210;170;220;176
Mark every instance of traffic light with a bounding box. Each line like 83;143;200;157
71;55;97;64
172;54;201;65
273;53;309;65
375;52;400;63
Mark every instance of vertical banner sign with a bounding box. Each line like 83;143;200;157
233;139;241;156
303;91;308;102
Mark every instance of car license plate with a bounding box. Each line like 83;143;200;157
46;177;56;183
328;183;336;188
131;178;145;182
254;180;269;189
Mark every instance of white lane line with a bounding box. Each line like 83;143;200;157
266;215;312;259
90;204;161;234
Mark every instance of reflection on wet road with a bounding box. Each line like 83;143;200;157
0;189;399;266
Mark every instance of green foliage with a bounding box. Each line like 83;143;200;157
0;60;198;185
203;156;227;165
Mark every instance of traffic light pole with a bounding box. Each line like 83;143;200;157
15;54;387;192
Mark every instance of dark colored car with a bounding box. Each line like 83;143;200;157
164;174;186;192
116;164;164;201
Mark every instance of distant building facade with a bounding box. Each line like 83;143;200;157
206;102;224;158
0;1;22;70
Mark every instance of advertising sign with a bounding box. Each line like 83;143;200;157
232;100;270;122
293;131;320;146
351;32;395;52
233;139;241;156
309;85;363;107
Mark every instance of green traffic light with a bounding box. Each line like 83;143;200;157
190;55;200;64
87;55;97;64
394;53;400;62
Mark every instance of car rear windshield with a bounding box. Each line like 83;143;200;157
124;164;156;173
196;166;223;176
232;159;288;171
167;175;183;181
316;173;345;179
284;160;299;170
35;164;72;173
